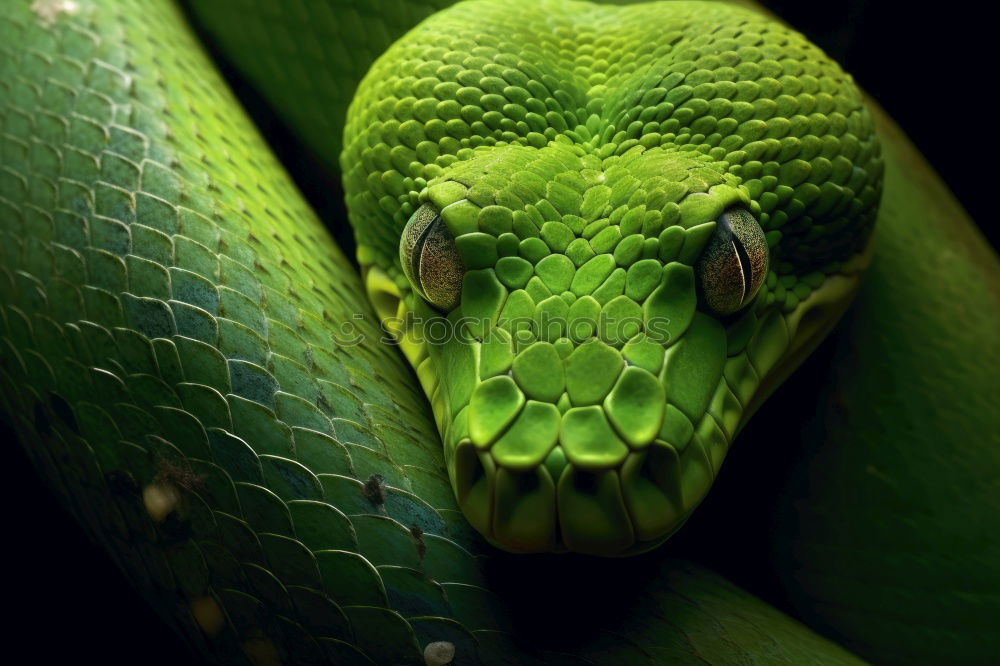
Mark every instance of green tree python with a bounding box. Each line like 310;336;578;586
1;0;996;663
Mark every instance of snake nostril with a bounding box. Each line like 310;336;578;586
620;444;684;542
493;466;557;551
558;467;635;555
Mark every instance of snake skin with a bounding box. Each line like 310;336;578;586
0;0;867;663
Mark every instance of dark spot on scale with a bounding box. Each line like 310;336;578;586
362;473;387;506
410;525;427;562
156;456;205;492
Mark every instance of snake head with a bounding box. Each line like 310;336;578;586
344;0;881;555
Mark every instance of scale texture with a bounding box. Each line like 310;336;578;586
0;0;867;663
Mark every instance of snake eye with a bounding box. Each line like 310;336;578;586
695;207;769;315
399;204;465;311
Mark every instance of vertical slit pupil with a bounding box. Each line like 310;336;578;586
410;213;439;290
730;234;754;302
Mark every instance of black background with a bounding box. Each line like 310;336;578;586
763;0;993;246
2;2;992;663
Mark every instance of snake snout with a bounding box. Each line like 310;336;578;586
446;321;730;556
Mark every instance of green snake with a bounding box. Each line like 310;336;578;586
341;0;880;555
1;0;996;664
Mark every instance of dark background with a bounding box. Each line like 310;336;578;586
2;2;991;664
763;0;993;246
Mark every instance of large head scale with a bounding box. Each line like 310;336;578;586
342;0;881;555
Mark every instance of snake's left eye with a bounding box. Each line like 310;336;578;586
399;204;465;311
695;207;769;315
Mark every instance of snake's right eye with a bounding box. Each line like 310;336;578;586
695;207;769;315
399;204;465;311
